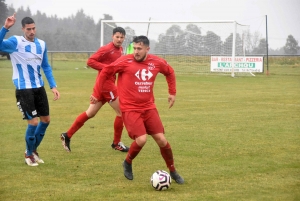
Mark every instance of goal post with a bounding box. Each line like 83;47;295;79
231;21;237;77
100;20;262;76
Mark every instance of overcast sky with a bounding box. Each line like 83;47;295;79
5;0;300;49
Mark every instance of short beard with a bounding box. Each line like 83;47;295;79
134;54;147;62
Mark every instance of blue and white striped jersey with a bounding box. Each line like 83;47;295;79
0;26;57;90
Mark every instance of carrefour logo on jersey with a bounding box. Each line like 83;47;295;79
135;69;153;81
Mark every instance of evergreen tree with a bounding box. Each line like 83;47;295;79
0;0;8;24
203;31;222;55
252;38;267;55
184;24;202;55
284;35;300;55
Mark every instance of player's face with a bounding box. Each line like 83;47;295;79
133;42;150;62
112;32;125;47
22;23;36;42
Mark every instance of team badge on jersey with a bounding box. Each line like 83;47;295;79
148;63;155;70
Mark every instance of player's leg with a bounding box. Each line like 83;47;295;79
147;109;184;184
31;87;50;163
32;119;47;164
61;101;103;152
121;111;147;180
69;101;104;138
25;118;39;166
16;88;39;166
109;96;129;152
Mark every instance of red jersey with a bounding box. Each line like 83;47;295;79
87;42;123;91
93;54;176;111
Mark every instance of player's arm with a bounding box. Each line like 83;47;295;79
3;13;16;29
91;57;125;103
41;45;60;100
166;72;176;108
90;64;115;103
86;48;108;71
159;60;176;108
41;45;57;89
0;27;13;52
0;14;17;52
0;30;17;53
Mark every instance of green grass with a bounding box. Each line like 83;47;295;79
0;58;299;201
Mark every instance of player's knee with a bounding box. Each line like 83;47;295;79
153;133;167;147
43;119;50;124
28;118;39;126
40;116;50;124
136;135;147;147
88;113;96;118
86;109;98;118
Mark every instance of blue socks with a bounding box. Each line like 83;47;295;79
34;122;49;151
25;124;37;156
25;122;49;156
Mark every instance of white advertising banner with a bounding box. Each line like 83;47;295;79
210;56;264;73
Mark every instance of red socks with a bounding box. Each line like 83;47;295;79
67;112;89;138
125;140;176;173
113;116;124;145
66;114;123;143
125;141;142;164
160;142;175;172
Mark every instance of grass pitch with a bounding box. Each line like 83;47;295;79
0;58;299;201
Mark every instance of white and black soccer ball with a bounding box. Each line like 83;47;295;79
150;170;171;191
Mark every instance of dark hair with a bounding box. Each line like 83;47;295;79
21;17;35;28
133;36;149;46
113;27;126;36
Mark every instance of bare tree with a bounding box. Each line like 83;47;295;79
244;30;261;53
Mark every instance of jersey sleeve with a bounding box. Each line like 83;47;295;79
0;26;17;53
159;59;176;95
92;57;125;100
166;71;176;95
92;64;115;100
41;45;57;89
87;47;109;71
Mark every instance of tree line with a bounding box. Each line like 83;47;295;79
0;0;299;55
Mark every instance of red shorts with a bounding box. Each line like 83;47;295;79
122;108;164;140
91;89;118;105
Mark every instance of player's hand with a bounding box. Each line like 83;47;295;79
168;95;175;108
90;95;98;104
51;88;60;101
4;13;16;29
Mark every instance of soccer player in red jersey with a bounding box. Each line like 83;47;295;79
60;27;129;152
91;36;184;184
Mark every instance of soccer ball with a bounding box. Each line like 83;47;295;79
150;170;171;191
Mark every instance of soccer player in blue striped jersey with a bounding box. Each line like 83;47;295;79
0;14;60;166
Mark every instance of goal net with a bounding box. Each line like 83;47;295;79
101;20;260;76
